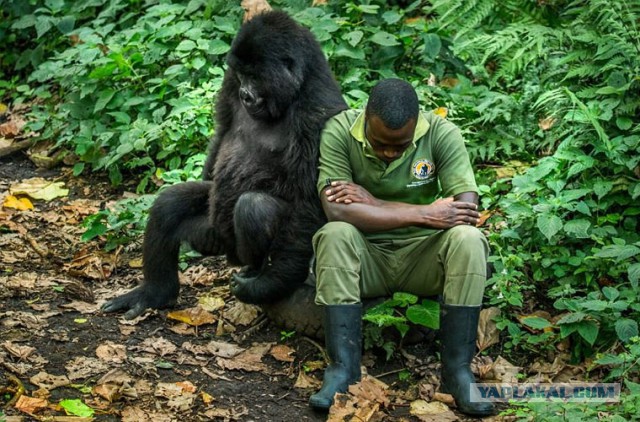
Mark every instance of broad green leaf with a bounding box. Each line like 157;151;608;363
596;354;625;365
557;312;586;325
208;39;230;55
392;292;418;306
560;189;591;202
580;300;607;312
616;116;633;130
629;263;640;288
616;318;638;343
423;33;441;60
537;214;563;241
595;245;640;261
626;380;640;395
165;64;185;75
575;201;592;216
564;219;590;238
176;40;196;52
59;399;94;417
602;286;619;301
577;320;599;345
559;323;578;338
406;300;439;329
381;10;402;25
343;31;364;47
521;316;551;330
11;14;36;29
334;43;365;60
593;181;613;199
56;15;75;34
94;89;115;113
615;319;638;342
89;63;117;79
370;32;400;47
35;16;53;39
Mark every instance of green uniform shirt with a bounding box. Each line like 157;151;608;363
317;109;478;240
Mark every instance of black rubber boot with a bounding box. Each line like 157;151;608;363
440;304;495;416
309;304;362;411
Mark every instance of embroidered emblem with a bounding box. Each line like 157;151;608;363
412;159;434;180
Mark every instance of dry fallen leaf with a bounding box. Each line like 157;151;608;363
433;107;448;119
538;116;557;131
269;344;295;362
30;371;70;390
293;370;322;389
489;355;521;383
176;381;197;393
167;305;216;327
10;178;69;201
2;195;34;210
65;356;109;381
241;0;272;22
201;391;215;405
3;341;36;359
347;375;390;408
410;399;459;421
224;301;260;326
477;307;501;352
14;395;49;414
198;295;225;312
216;342;272;372
96;341;127;364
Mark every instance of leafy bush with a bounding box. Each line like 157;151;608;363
3;0;640;410
2;0;237;190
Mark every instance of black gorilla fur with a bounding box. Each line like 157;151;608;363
102;11;347;319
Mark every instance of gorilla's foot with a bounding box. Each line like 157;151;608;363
230;268;283;305
101;285;178;320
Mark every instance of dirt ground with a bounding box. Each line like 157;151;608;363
0;153;497;421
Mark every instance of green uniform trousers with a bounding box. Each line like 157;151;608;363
312;222;489;306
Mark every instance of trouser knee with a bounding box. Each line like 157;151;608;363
313;221;362;250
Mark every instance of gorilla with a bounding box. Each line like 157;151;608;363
102;11;347;319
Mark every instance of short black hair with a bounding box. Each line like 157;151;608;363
366;79;419;129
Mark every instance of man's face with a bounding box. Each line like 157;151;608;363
364;114;416;163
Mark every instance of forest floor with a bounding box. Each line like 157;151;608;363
0;152;517;422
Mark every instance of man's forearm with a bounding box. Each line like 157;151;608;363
322;199;423;233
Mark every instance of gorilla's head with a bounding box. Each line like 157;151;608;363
226;11;314;120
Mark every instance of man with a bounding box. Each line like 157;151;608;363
308;79;494;416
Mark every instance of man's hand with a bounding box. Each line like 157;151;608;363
422;197;480;229
324;181;381;206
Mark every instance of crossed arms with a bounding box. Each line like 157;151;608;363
320;181;480;233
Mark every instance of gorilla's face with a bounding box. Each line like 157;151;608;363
235;72;266;118
228;55;304;121
227;17;307;121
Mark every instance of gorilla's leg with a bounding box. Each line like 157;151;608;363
102;181;221;319
232;197;319;305
233;191;287;269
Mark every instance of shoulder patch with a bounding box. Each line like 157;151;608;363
411;159;435;180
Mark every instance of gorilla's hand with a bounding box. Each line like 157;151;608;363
231;267;282;305
101;284;179;320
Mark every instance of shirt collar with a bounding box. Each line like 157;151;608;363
349;110;430;147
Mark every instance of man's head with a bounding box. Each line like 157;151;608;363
365;79;419;163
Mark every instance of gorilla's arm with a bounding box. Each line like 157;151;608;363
203;71;238;181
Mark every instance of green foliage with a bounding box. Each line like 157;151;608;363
363;292;439;358
1;0;236;190
3;0;640;408
82;194;155;250
58;399;94;417
501;380;640;421
450;0;640;360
